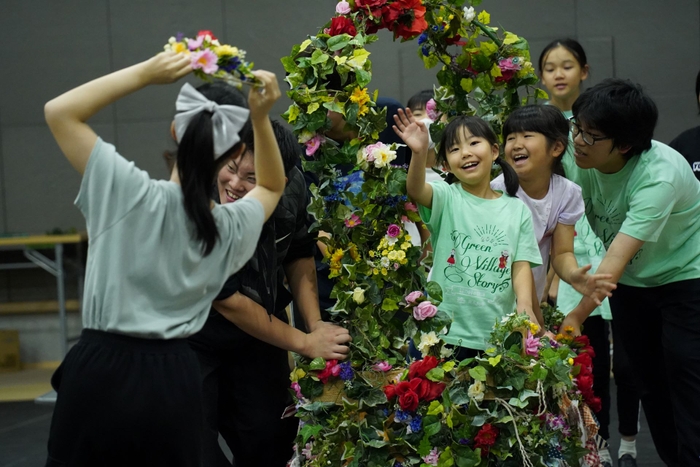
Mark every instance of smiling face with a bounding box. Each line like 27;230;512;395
217;151;256;204
504;131;562;183
540;46;588;107
571;120;628;174
443;127;499;193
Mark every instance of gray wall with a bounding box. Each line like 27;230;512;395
1;0;699;362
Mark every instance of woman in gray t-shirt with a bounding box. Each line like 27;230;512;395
43;52;286;466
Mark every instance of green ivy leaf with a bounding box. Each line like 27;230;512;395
328;34;352;51
468;366;487;382
426;367;445;382
300;423;323;443
309;357;326;370
425;281;443;302
381;298;399;311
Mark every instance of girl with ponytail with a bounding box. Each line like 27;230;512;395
392;110;542;360
492;105;616;321
43;51;285;465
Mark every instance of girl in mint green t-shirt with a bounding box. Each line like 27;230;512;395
393;110;542;356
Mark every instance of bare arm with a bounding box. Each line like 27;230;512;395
45;52;192;174
213;292;351;359
551;223;615;305
393;109;433;208
512;261;540;327
284;256;323;332
242;71;285;221
561;232;644;334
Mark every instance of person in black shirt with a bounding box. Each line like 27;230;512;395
669;70;700;181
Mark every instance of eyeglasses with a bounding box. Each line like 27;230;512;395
569;118;612;146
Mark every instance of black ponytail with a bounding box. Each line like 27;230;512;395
175;82;251;256
494;157;519;197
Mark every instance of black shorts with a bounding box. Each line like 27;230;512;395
46;329;203;467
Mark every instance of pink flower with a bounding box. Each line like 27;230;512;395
393;263;400;270
496;57;522;83
425;98;439;121
405;290;424;304
301;442;316;460
387;224;401;238
372;361;393;372
344;213;362;228
422;448;439;466
413;300;438;320
525;331;543;356
305;134;323;156
404;201;418;212
291;381;304;400
335;0;352;14
190;49;219;74
187;35;204;50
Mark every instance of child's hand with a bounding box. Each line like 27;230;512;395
393;108;429;155
247;70;281;120
569;264;616;305
302;321;352;360
140;51;192;85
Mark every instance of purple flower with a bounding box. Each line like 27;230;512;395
394;409;410;423
422;448;439;466
339;361;354;381
291;381;304;400
458;438;470;445
409;415;422;433
387;224;401;238
422;45;430;56
175;32;184;42
417;32;428;45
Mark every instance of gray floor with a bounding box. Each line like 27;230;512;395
0;383;664;466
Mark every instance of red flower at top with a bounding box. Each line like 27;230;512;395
355;0;388;15
383;0;428;41
329;16;357;37
197;30;218;41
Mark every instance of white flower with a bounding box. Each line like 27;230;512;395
211;39;221;46
380;257;391;268
468;380;485;402
417;331;439;355
463;6;476;23
351;287;365;304
440;346;454;358
372;145;397;168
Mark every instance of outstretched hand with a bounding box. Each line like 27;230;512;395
247;70;281;120
141;51;192;85
569;264;616;305
392;108;429;155
302;321;352;360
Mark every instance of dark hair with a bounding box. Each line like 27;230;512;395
407;89;433;112
572;78;657;159
242;119;301;174
177;81;251;256
538;38;588;72
436;116;519;196
503;105;569;176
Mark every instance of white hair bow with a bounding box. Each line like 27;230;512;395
174;82;250;157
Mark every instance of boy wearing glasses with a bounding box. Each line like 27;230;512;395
561;78;700;467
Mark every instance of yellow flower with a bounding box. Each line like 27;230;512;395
396;250;406;261
350;87;370;105
401;242;411;250
387;251;398;261
563;325;575;334
568;358;574;366
369;250;376;258
529;322;540;335
172;42;189;54
373;268;379;275
352;287;366;304
400;259;408;265
404;235;412;243
348;243;360;262
381;267;388;276
290;368;306;382
331;250;344;262
382;250;389;257
215;45;239;57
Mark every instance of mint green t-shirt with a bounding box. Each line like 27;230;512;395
562;140;700;287
419;181;542;349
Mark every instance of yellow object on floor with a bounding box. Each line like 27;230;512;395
0;367;55;402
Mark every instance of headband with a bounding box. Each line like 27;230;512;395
173;83;250;157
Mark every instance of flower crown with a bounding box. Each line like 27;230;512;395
164;30;258;87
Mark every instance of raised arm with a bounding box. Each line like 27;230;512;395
551;223;615;305
561;232;644;334
242;71;285;221
213;291;351;360
512;261;541;327
45;52;192;174
393;109;433;208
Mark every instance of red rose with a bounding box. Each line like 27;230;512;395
573;335;591;348
384;384;397;400
417;378;446;401
588;395;602;413
197;30;218;41
398;390;420;411
573;353;593;372
329;16;357;37
474;423;499;456
576;374;594;392
395;378;421;396
316;359;339;383
355;0;387;14
408;355;439;379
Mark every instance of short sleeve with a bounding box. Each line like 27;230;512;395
557;180;584;225
620;180;676;242
215;274;242;301
219;197;266;275
514;205;542;267
75;138;151;239
418;180;448;229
